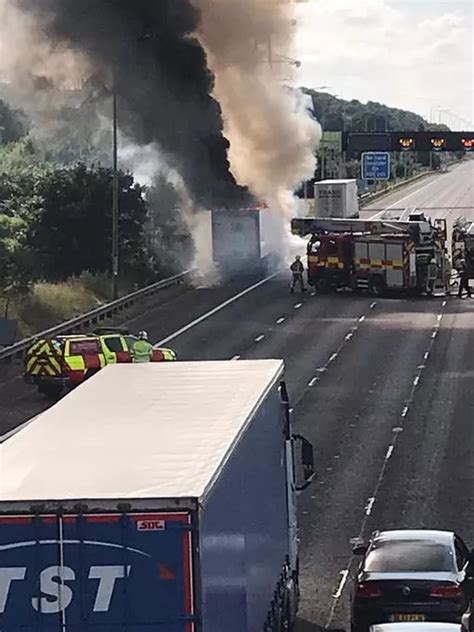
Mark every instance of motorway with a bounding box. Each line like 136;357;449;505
1;159;473;631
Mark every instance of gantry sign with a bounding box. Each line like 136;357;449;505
342;132;474;152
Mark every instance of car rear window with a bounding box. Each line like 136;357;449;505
69;340;100;355
364;539;454;573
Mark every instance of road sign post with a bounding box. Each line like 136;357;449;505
361;152;391;181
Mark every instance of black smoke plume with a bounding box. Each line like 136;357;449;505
14;0;250;207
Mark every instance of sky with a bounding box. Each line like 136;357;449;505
292;0;474;128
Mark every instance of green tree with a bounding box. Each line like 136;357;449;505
0;99;28;145
27;164;149;280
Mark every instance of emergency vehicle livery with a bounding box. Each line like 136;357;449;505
24;329;176;397
292;216;447;296
0;361;315;632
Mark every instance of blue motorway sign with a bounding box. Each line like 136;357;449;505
361;152;391;180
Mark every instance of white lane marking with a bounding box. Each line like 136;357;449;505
289;408;294;414
401;406;409;418
276;317;285;324
328;353;338;363
437;314;443;321
432;330;438;339
424;351;430;360
333;570;349;599
359;315;366;323
370;301;377;309
413;376;420;386
316;366;328;373
294;303;302;310
308;377;318;387
310;292;316;297
365;497;375;516
254;334;265;343
345;332;354;341
418;364;426;370
385;445;394;460
383;175;443;211
231;355;241;361
156;269;281;346
442;300;447;307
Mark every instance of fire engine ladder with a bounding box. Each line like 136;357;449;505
291;216;420;237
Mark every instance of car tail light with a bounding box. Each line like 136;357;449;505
356;582;383;598
429;584;461;599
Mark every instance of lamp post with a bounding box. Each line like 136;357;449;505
111;71;119;300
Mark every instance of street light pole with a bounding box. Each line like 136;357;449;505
112;72;119;301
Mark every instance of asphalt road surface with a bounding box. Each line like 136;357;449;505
1;159;473;631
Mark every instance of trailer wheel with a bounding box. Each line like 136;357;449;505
368;276;385;297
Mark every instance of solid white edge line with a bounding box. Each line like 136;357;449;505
156;269;281;346
368;174;442;216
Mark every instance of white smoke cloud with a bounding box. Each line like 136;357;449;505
192;0;321;218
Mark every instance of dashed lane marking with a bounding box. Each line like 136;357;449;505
156;269;282;346
325;301;447;629
308;377;318;387
365;497;375;516
294;303;302;310
254;334;265;343
276;317;285;324
333;570;349;599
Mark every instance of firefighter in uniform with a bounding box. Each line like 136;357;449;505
132;331;154;362
290;255;306;293
426;258;438;296
458;258;472;298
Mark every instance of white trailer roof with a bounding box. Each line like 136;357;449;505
0;360;284;503
316;179;356;185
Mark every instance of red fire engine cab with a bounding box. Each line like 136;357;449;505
291;216;447;296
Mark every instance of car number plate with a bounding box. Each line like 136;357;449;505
391;614;425;622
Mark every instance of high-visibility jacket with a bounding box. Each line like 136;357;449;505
132;339;154;363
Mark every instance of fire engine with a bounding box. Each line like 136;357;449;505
291;215;447;296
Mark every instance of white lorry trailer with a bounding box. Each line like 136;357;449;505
314;179;359;218
0;360;315;632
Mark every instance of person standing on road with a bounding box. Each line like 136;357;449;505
458;258;472;298
132;331;154;362
290;255;306;293
426;258;438;296
443;253;452;296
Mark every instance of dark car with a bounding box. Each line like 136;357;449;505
351;529;473;632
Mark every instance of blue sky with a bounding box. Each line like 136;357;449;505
293;0;474;127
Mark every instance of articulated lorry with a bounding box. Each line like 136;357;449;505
0;360;315;632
